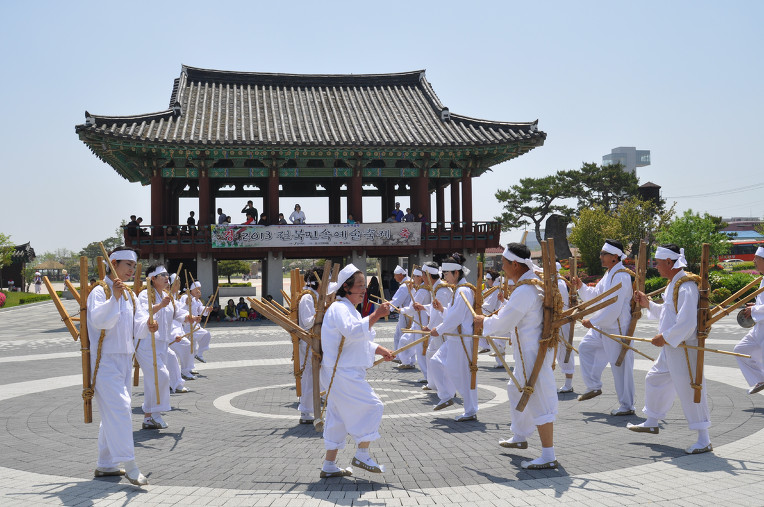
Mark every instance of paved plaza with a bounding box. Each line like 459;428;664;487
1;299;764;506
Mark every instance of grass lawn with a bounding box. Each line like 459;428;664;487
0;290;57;308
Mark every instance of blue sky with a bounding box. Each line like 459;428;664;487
1;1;762;254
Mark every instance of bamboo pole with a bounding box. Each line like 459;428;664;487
695;243;711;403
706;285;764;327
709;276;763;316
202;286;219;328
470;262;484;389
552;296;618;327
79;256;93;423
372;335;429;366
558;282;623;318
486;336;524;392
616;240;646;367
184;271;194;355
99;243;128;300
96;256;105;280
623;335;750;359
147;279;161;404
65;279;81;305
564;256;577;363
577;320;655;361
133;262;143;293
43;276;79;340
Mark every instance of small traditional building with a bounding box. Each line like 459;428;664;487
1;242;36;291
76;65;546;299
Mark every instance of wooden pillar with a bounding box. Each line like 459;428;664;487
151;170;163;227
329;182;341;224
266;163;279;225
416;169;429;221
436;184;445;230
198;168;211;226
385;180;396;220
349;162;363;223
462;172;473;233
450;178;460;230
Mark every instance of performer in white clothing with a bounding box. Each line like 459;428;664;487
319;264;394;478
398;267;431;379
389;265;414;368
414;262;453;394
426;253;479;422
297;268;321;424
480;270;505;368
734;247;764;394
136;265;191;430
475;243;559;469
180;282;212;362
574;240;636;416
169;274;197;380
628;244;712;454
554;262;574;393
88;246;150;486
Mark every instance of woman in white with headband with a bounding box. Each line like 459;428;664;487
573;239;636;416
319;264;394;478
733;246;764;394
397;266;431;380
629;243;712;454
413;262;451;393
426;253;479;422
88;247;152;485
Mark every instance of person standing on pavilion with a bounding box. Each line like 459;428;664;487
241;200;258;222
319;264;394;478
88;246;151;486
392;202;404;222
573;239;636;416
734;247;764;394
474;243;559;469
289;204;306;224
628;244;712;454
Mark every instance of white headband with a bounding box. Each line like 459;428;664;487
756;247;764;259
109;250;137;263
328;263;361;295
191;281;201;289
412;268;422;277
485;273;493;280
502;246;537;271
556;262;562;272
148;266;168;278
169;273;177;284
394;265;407;275
441;262;470;276
655;247;688;269
602;242;626;260
422;265;439;275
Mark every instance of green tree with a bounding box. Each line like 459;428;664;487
218;260;251;283
568;206;623;276
0;233;14;270
655;209;731;271
566;162;640;212
616;197;675;255
495;174;576;246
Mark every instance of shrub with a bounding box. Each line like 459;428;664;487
719;272;757;296
731;261;756;272
218;283;251;287
709;287;732;304
0;291;6;308
18;294;52;305
645;277;668;295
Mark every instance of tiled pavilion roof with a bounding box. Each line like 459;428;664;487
76;65;546;149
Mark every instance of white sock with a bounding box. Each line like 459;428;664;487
540;446;556;462
564;377;573;388
355;448;370;459
322;460;341;472
124;460;138;475
697;429;711;446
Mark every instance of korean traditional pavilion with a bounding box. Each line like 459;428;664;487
76;65;546;300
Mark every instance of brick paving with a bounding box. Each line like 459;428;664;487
1;300;764;505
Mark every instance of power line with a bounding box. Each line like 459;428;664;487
666;181;764;199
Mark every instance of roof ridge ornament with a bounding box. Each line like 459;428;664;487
440;107;450;122
85;111;95;126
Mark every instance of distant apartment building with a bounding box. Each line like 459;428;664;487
603;147;651;175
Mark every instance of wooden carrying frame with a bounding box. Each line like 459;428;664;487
615;239;647;367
